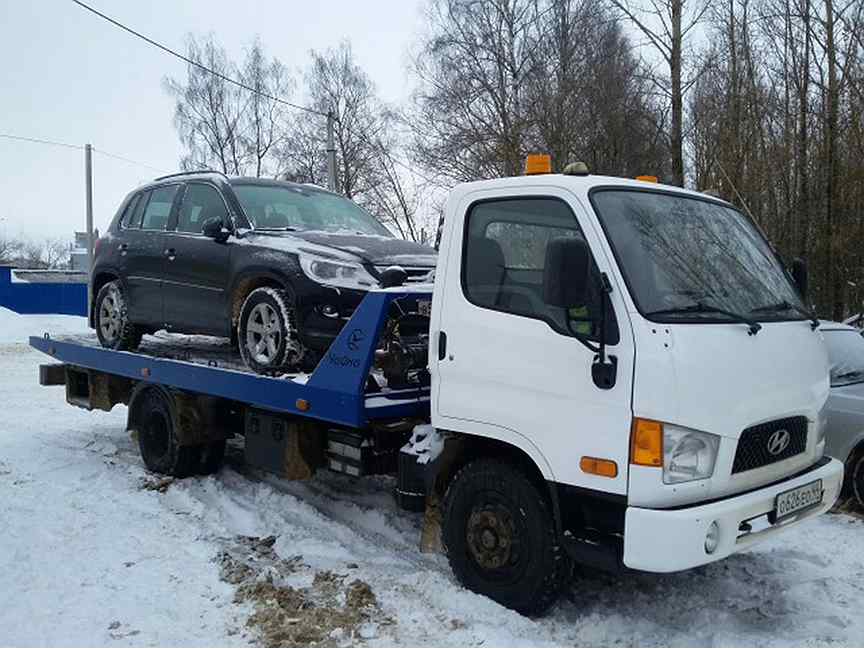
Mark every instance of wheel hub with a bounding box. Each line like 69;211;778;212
467;506;516;570
246;302;282;364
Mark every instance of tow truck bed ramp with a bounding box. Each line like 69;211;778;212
30;289;431;428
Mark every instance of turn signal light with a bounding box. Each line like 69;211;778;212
296;398;311;412
631;418;663;466
525;153;552;175
580;456;618;478
636;175;658;183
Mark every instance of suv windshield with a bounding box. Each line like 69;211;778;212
233;183;392;237
824;330;864;387
592;189;804;323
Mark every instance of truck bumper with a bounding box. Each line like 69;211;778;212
622;457;844;572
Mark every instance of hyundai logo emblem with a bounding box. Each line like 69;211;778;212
767;429;791;456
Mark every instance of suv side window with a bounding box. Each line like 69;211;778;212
462;197;617;341
141;185;179;231
119;194;140;229
176;183;229;234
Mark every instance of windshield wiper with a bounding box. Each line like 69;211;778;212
255;226;300;232
834;369;864;383
749;300;819;330
647;301;762;335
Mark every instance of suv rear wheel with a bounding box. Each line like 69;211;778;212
238;287;303;374
94;280;142;350
849;448;864;509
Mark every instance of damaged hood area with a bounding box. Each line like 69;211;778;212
245;229;437;268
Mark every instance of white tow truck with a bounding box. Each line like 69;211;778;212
33;161;844;615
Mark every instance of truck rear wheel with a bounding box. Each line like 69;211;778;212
442;459;571;615
133;387;200;478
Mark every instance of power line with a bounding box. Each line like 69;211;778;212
70;0;326;118
1;132;171;175
0;133;82;151
92;147;170;174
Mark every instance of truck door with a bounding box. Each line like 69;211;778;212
432;188;634;495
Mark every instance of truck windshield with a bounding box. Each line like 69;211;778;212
233;183;392;237
592;189;805;323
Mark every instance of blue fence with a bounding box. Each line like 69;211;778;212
0;266;88;316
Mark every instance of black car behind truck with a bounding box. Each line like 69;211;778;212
90;171;436;373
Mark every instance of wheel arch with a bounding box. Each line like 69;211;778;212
430;431;564;535
228;269;296;330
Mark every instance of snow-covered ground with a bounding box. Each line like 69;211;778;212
1;309;863;647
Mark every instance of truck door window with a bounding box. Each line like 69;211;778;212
462;197;617;342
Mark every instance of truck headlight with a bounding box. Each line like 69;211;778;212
299;254;377;290
663;425;720;484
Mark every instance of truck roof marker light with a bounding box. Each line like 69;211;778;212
525;153;552;175
580;456;618;478
636;175;658;183
631;418;663;466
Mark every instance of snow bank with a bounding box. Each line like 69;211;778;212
0;306;89;344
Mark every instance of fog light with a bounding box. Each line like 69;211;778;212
704;521;720;555
321;304;339;318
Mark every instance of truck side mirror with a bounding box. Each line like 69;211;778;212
791;257;808;298
543;237;591;307
202;217;230;243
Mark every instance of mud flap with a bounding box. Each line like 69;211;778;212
420;493;443;554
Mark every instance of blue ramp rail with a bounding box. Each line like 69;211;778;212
29;288;431;429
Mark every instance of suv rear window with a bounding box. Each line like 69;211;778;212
119;194;140;229
141;185;179;231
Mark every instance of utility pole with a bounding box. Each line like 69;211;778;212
326;110;337;193
85;143;94;307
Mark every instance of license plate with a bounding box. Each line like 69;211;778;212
417;300;432;316
774;479;823;522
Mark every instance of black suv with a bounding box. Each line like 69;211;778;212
90;171;436;373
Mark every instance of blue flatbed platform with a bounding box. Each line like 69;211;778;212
30;288;432;429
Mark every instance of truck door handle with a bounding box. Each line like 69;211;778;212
438;331;447;360
164;248;176;261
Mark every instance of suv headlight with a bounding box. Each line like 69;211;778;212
663;425;720;484
298;254;377;290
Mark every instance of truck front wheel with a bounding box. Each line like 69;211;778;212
442;459;572;615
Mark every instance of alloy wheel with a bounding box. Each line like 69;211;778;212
245;302;282;365
99;286;123;343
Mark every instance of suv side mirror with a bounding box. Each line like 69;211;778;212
543;237;591;307
791;257;808;298
202;217;230;243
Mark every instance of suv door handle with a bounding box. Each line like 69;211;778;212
164;247;176;261
118;243;128;256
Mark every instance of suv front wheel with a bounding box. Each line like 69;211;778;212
94;280;142;350
238;287;303;374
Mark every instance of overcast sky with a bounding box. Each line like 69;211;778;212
0;0;424;244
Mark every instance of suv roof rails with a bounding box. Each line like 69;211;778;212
152;169;230;182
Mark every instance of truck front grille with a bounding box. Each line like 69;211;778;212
732;416;808;474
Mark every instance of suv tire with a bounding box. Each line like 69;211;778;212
94;280;142;351
442;459;572;615
238;287;302;374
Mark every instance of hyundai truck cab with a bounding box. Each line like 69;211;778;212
429;170;843;590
